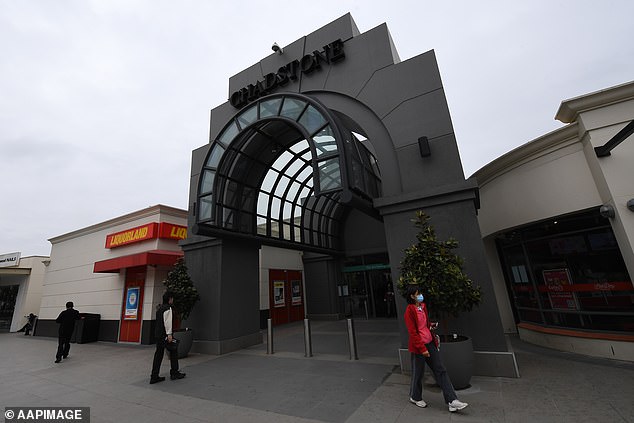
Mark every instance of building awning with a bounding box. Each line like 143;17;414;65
93;250;183;273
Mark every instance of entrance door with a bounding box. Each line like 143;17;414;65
269;269;304;325
343;268;394;319
0;285;18;332
119;267;145;343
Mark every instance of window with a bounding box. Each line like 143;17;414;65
497;209;633;333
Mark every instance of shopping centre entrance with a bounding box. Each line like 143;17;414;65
341;254;395;319
181;14;516;377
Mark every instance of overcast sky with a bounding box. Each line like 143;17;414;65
1;1;633;257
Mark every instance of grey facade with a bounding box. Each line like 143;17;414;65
183;14;515;376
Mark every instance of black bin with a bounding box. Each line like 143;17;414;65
72;313;101;344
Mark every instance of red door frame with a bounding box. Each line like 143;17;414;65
119;267;145;343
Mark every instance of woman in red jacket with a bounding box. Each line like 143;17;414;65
404;285;469;412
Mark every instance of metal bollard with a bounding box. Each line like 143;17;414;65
303;318;313;357
346;318;358;360
267;318;274;354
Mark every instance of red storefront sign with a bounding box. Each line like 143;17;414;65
105;222;187;248
158;222;188;241
105;223;158;248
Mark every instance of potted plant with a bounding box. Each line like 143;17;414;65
397;210;482;388
163;257;200;358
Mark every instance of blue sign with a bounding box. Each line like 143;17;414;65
124;287;140;320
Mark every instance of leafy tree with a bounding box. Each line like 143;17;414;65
397;211;481;331
163;258;200;321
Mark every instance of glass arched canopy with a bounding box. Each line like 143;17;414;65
196;93;381;253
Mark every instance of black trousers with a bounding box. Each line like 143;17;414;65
151;338;179;378
410;342;458;404
56;334;72;360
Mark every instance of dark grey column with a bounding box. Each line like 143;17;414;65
378;182;519;377
302;252;342;320
183;238;262;354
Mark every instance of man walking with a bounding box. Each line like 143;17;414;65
55;301;81;363
150;291;186;384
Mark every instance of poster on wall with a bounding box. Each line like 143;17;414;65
273;281;285;308
542;268;578;310
291;280;302;305
124;287;140;320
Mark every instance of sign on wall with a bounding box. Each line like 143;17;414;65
0;252;20;268
543;268;578;310
273;280;285;307
124;287;141;320
105;222;188;248
229;39;345;108
106;223;158;248
158;222;188;241
291;280;302;305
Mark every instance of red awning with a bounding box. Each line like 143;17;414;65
93;250;183;273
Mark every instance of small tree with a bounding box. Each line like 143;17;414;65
397;211;481;334
163;258;200;322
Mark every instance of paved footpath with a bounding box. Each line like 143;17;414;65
1;320;633;423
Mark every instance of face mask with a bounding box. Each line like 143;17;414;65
415;294;424;303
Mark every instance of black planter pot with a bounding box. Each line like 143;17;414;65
438;334;473;390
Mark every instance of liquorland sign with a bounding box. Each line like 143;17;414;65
105;223;187;249
229;39;345;109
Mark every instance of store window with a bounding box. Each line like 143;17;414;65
497;209;634;333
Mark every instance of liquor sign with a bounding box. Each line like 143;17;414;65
106;223;158;249
158;223;187;241
105;222;187;249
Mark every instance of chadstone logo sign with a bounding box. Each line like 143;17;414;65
229;39;345;109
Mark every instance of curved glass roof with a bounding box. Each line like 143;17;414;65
196;93;380;252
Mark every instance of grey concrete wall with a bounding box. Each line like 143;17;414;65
183;238;262;354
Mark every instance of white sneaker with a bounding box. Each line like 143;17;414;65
448;399;468;412
409;397;427;408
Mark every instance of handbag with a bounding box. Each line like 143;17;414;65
165;338;179;353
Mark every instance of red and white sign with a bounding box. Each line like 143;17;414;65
543;268;578;310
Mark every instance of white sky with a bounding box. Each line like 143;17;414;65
1;0;633;257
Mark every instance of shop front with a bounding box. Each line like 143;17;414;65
475;81;634;361
0;253;48;333
496;209;633;333
36;205;188;344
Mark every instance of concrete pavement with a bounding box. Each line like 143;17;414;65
1;319;633;422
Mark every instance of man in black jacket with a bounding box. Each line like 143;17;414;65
150;291;186;384
55;301;81;363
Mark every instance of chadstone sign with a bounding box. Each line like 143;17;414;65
229;39;345;108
